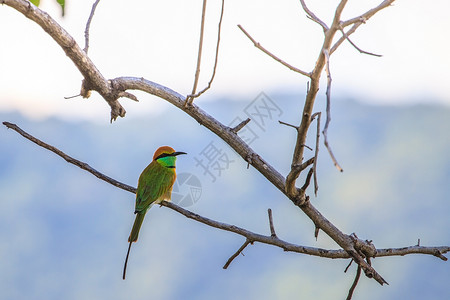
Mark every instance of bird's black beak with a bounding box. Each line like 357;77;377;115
172;151;187;156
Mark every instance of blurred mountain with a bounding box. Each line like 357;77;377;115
0;94;449;300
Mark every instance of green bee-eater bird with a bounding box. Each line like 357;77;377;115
123;146;186;280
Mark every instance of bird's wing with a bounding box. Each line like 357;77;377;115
135;169;175;212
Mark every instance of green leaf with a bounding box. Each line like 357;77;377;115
56;0;65;17
29;0;40;6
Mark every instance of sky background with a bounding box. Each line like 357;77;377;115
1;0;450;121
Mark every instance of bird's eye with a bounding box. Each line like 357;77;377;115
155;152;171;160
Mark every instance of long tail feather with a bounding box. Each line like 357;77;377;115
123;212;146;279
123;240;132;280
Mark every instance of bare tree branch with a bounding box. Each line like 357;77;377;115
2;0;134;122
186;0;208;105
346;266;362;300
231;118;251;133
3;121;449;283
278;120;299;130
2;121;135;193
289;0;392;183
286;0;349;199
331;22;361;55
322;49;343;172
300;168;314;192
344;259;354;273
237;24;311;77
267;208;277;238
186;0;225;103
299;0;329;31
341;0;395;28
376;245;448;261
223;239;252;269
338;27;382;57
331;0;395;54
83;0;101;53
311;112;321;195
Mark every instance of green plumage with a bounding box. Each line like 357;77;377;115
123;146;186;280
129;157;176;242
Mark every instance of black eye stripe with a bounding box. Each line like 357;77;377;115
155;153;171;160
154;151;186;161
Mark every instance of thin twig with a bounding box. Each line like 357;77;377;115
279;121;314;152
299;0;329;31
231;118;251;133
187;0;225;101
341;0;395;28
339;27;382;57
331;0;396;54
376;246;448;261
322;49;343;172
344;259;354;273
314;225;320;240
268;209;277;238
298;157;315;172
346;266;362;300
301;144;313;151
278;120;299;130
84;0;101;53
300;168;314;192
223;239;252;269
185;0;208;106
64;94;81;99
311;112;321;195
237;24;310;77
331;22;361;55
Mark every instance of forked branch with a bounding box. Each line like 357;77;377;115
186;0;225;105
299;0;328;31
331;0;396;54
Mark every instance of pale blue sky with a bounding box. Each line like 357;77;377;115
1;0;449;121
